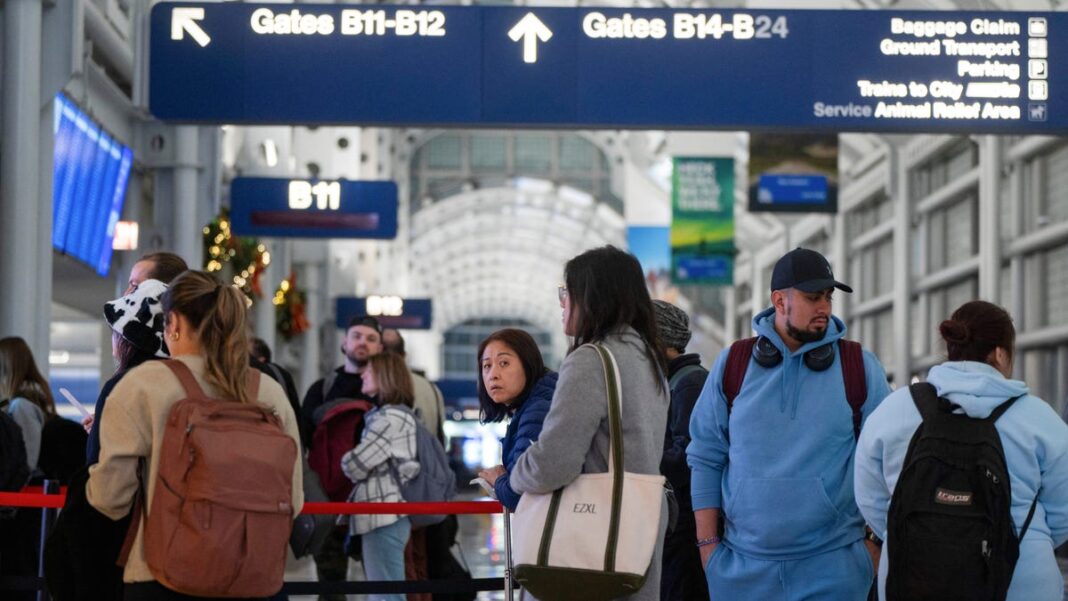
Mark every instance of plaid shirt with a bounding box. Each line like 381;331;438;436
339;405;419;535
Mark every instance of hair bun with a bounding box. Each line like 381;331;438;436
939;319;971;346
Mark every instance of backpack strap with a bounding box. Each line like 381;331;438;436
723;337;757;412
838;340;867;440
908;382;942;422
322;370;338;400
164;360;208;400
987;395;1023;423
668;364;704;392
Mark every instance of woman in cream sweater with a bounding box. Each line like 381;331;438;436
87;271;303;601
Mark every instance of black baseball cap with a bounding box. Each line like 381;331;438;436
347;315;383;334
770;248;853;293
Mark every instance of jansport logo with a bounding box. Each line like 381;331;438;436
935;488;973;506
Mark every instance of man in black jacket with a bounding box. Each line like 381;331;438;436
653;300;710;601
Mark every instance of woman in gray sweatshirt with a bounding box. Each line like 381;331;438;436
510;246;670;601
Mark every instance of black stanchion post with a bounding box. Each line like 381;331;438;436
36;480;59;601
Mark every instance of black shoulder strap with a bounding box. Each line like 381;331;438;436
987;395;1023;423
909;382;942;422
669;364;704;392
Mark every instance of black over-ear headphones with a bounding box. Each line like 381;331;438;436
752;336;836;372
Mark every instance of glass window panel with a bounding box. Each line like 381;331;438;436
426;135;463;170
1043;143;1068;224
1045;244;1068;326
559;136;596;172
946;196;976;264
471;135;507;170
514;135;552;173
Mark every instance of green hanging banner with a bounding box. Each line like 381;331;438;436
671;157;735;286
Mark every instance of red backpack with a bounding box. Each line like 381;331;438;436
139;360;297;597
307;372;374;501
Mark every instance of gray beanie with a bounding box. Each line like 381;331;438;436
652;300;691;352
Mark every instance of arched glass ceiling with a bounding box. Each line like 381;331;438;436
410;182;625;357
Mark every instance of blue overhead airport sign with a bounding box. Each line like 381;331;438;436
151;4;1066;133
336;297;433;330
229;177;397;239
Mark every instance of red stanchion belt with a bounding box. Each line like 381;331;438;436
0;489;502;515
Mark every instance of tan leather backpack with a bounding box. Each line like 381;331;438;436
141;360;297;597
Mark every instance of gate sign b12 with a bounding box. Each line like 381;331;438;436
151;3;1066;134
229;177;397;239
336;297;433;330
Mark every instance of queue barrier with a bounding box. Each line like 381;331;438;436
0;485;508;598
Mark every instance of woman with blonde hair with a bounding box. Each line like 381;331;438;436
340;352;420;601
87;271;303;601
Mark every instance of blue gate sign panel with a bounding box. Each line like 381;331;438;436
151;4;1067;133
229;177;398;239
336;297;433;330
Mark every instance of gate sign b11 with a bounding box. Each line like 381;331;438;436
229;177;397;239
151;3;1066;134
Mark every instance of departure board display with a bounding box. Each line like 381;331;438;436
52;94;133;277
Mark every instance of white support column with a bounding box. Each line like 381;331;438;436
255;240;278;352
723;286;737;344
173;126;201;268
298;262;322;394
889;140;913;385
1;0;44;355
36;87;55;368
978;136;1002;302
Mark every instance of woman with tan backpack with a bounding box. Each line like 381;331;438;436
88;271;303;600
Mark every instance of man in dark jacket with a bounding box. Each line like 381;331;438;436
653;300;710;601
301;315;382;601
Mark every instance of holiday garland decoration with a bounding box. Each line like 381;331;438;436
274;272;310;340
202;209;270;298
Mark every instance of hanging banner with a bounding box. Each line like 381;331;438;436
671;157;734;286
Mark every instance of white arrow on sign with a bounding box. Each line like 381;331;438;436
508;13;552;64
171;7;211;47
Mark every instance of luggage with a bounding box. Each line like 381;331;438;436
140;361;298;597
885;383;1037;601
308;372;375;501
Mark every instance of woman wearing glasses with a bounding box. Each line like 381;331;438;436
508;245;670;601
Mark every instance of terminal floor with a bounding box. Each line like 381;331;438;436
283;510;1068;601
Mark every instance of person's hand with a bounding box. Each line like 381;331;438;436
863;538;881;572
699;542;718;570
81;414;94;434
478;465;506;487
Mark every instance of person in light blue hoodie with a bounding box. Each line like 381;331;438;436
855;300;1068;601
688;247;892;600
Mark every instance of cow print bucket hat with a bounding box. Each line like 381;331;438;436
103;278;170;358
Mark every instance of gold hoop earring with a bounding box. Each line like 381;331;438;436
170;332;180;342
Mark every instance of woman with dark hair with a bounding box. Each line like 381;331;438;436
86;279;170;464
474;328;558;511
855;300;1068;601
509;246;670;601
87;271;302;600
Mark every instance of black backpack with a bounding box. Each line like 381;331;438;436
0;400;31;494
886;383;1038;601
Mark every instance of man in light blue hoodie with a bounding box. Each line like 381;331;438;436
855;300;1068;600
688;248;892;600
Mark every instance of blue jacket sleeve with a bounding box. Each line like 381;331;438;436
498;375;555;511
661;369;706;499
687;349;732;510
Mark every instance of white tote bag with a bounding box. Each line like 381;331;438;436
512;344;665;601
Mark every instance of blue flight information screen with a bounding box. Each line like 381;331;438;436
52;94;133;277
150;4;1065;133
